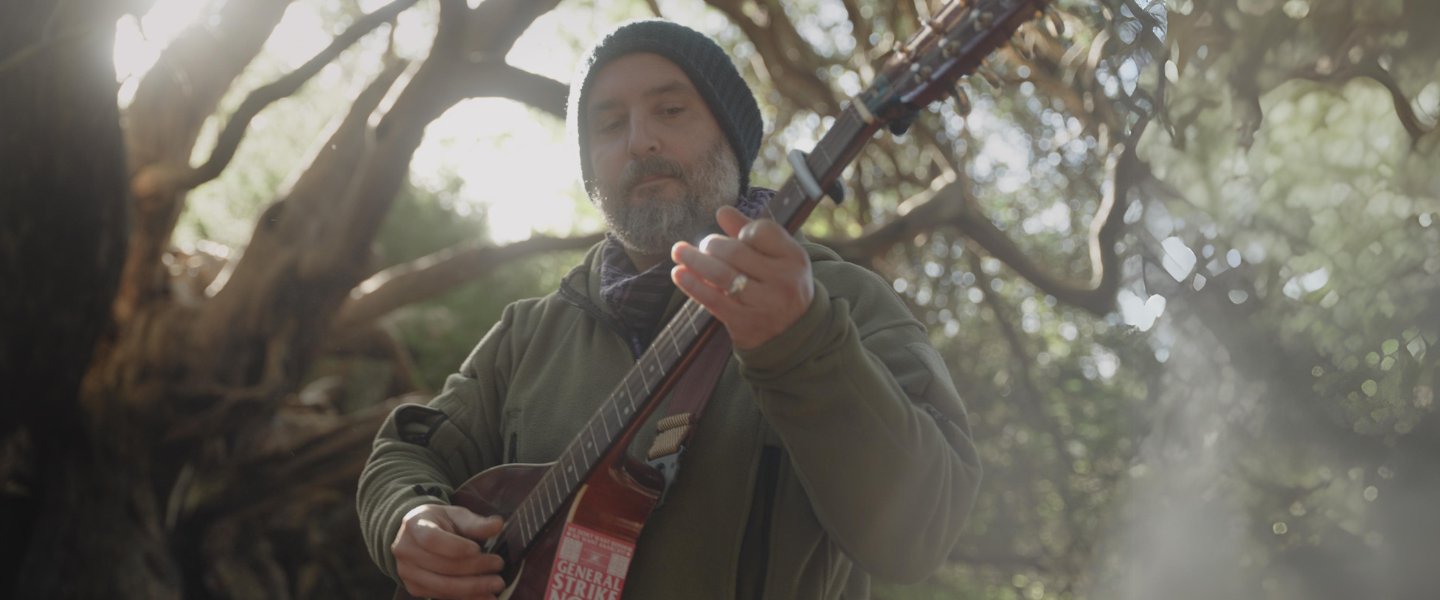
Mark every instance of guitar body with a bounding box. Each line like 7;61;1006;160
399;454;665;599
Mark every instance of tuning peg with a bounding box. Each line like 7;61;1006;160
888;112;918;136
951;83;972;117
936;37;956;60
1012;35;1036;61
910;61;935;82
1046;7;1066;37
976;10;995;30
868;37;899;64
977;63;1004;88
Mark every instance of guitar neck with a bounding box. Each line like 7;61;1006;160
766;107;879;232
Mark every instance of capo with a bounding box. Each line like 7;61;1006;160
787;150;846;204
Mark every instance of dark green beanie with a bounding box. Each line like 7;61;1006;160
570;20;763;197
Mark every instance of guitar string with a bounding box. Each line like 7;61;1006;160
503;301;709;546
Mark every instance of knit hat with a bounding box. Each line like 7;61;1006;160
569;20;764;198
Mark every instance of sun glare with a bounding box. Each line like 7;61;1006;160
114;1;677;245
113;0;205;107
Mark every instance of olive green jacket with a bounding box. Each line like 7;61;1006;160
357;241;981;598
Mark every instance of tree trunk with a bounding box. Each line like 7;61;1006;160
0;1;181;596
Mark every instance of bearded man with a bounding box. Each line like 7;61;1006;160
358;19;981;600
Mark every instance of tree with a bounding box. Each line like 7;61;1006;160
3;0;1437;598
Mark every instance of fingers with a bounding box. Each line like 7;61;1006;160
675;239;764;295
397;564;506;600
671;266;734;310
394;505;508;598
395;538;504;576
672;205;814;349
408;514;485;559
714;205;805;261
715;204;750;238
393;533;506;599
447;507;504;541
671;208;801;293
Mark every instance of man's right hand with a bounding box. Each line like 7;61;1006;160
392;504;507;600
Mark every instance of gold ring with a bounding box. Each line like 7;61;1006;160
726;273;749;296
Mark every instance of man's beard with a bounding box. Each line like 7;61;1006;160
592;141;740;258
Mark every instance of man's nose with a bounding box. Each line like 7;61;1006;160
626;116;660;158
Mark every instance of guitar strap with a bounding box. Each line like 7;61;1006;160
644;329;733;485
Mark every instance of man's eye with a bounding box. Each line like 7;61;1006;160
662;106;685;117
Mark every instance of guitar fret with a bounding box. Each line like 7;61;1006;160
548;471;560;507
642;357;659;390
637;362;650;389
621;382;636;416
815;139;834;172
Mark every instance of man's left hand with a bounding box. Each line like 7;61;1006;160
671;205;814;350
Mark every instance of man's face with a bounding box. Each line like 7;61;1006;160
585;53;740;257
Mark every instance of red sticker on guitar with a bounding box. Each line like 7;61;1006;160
545;522;634;600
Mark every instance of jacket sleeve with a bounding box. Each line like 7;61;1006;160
355;307;518;580
735;261;982;582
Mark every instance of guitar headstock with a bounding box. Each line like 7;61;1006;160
861;0;1049;133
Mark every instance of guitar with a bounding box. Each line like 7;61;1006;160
397;0;1047;597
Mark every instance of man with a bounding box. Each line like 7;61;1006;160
358;19;981;599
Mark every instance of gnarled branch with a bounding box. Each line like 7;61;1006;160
457;61;568;118
823;121;1148;316
1295;59;1436;147
129;0;421;201
187;397;406;525
115;0;293;324
333;232;605;333
703;0;840;114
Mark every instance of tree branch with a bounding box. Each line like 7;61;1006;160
458;61;569;118
123;0;293;170
184;0;571;422
187;397;406;525
179;57;411;398
463;0;563;60
822;121;1147;316
129;0;421;201
704;0;839;113
840;0;875;57
1294;59;1436;147
114;0;293;324
333;232;605;333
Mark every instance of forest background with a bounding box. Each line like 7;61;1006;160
3;0;1438;598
